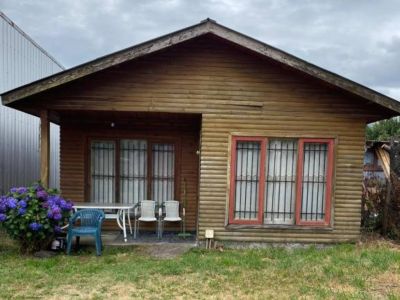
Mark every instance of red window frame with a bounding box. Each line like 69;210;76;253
228;136;267;225
228;136;334;227
295;138;334;226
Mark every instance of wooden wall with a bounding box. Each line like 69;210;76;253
26;34;391;242
60;113;200;231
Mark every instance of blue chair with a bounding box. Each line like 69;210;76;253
66;209;105;256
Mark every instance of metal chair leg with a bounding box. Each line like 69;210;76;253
133;218;137;239
128;210;133;235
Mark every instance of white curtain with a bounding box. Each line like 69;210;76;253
151;143;175;206
234;141;261;220
120;140;147;205
91;141;115;204
300;143;328;221
265;140;297;224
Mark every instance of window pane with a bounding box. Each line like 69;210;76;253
91;141;115;204
120;140;147;205
151;143;175;206
234;141;261;220
265;140;297;224
301;142;328;221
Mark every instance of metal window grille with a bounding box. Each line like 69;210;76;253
265;140;297;224
91;141;115;204
151;143;175;206
120;140;147;205
234;141;261;220
300;142;328;221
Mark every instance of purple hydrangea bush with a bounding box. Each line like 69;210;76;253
0;183;74;253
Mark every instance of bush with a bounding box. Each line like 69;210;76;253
361;176;386;232
362;173;400;240
0;183;74;253
386;174;400;240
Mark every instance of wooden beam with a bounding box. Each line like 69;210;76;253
40;110;50;187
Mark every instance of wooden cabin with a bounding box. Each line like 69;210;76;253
2;19;400;243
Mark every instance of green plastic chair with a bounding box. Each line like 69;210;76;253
66;209;105;256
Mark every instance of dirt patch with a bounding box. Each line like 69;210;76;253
136;243;193;259
358;234;400;251
368;272;400;298
328;281;357;294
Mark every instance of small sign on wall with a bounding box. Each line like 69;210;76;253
205;229;214;239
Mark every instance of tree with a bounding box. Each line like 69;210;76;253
366;117;400;141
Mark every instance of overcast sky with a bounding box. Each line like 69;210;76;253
2;0;400;99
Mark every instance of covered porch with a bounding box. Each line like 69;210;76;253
39;110;201;240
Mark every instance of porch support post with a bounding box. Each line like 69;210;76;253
40;110;50;188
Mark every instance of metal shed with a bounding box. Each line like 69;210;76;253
0;11;63;193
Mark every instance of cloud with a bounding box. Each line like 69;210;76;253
2;0;400;99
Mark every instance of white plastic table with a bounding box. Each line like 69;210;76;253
73;203;135;242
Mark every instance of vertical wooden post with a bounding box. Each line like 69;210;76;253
382;177;391;235
40;110;50;188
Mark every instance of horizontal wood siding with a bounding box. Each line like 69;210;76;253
60;114;199;231
37;35;375;242
60;126;85;201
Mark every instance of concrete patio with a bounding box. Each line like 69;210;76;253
71;231;197;259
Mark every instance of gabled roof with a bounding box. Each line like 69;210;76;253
2;18;400;114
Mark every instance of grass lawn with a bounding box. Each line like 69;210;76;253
1;235;400;299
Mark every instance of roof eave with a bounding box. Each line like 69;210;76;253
1;20;213;104
2;19;400;115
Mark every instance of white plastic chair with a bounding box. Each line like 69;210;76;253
134;200;158;239
160;200;182;237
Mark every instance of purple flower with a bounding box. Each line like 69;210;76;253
51;206;61;215
0;213;6;222
16;187;28;194
29;222;42;231
59;199;67;208
34;184;44;192
47;211;53;218
0;199;6;213
53;213;62;221
36;190;48;200
60;200;73;211
10;187;17;193
66;203;73;211
18;200;27;208
6;197;17;209
18;208;26;215
54;225;62;233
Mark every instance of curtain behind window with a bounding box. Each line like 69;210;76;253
91;141;115;204
151;143;175;206
120;139;147;205
300;142;328;221
265;139;297;224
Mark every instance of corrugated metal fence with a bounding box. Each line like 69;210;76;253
0;12;64;194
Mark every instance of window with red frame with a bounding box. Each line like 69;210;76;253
229;137;334;226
